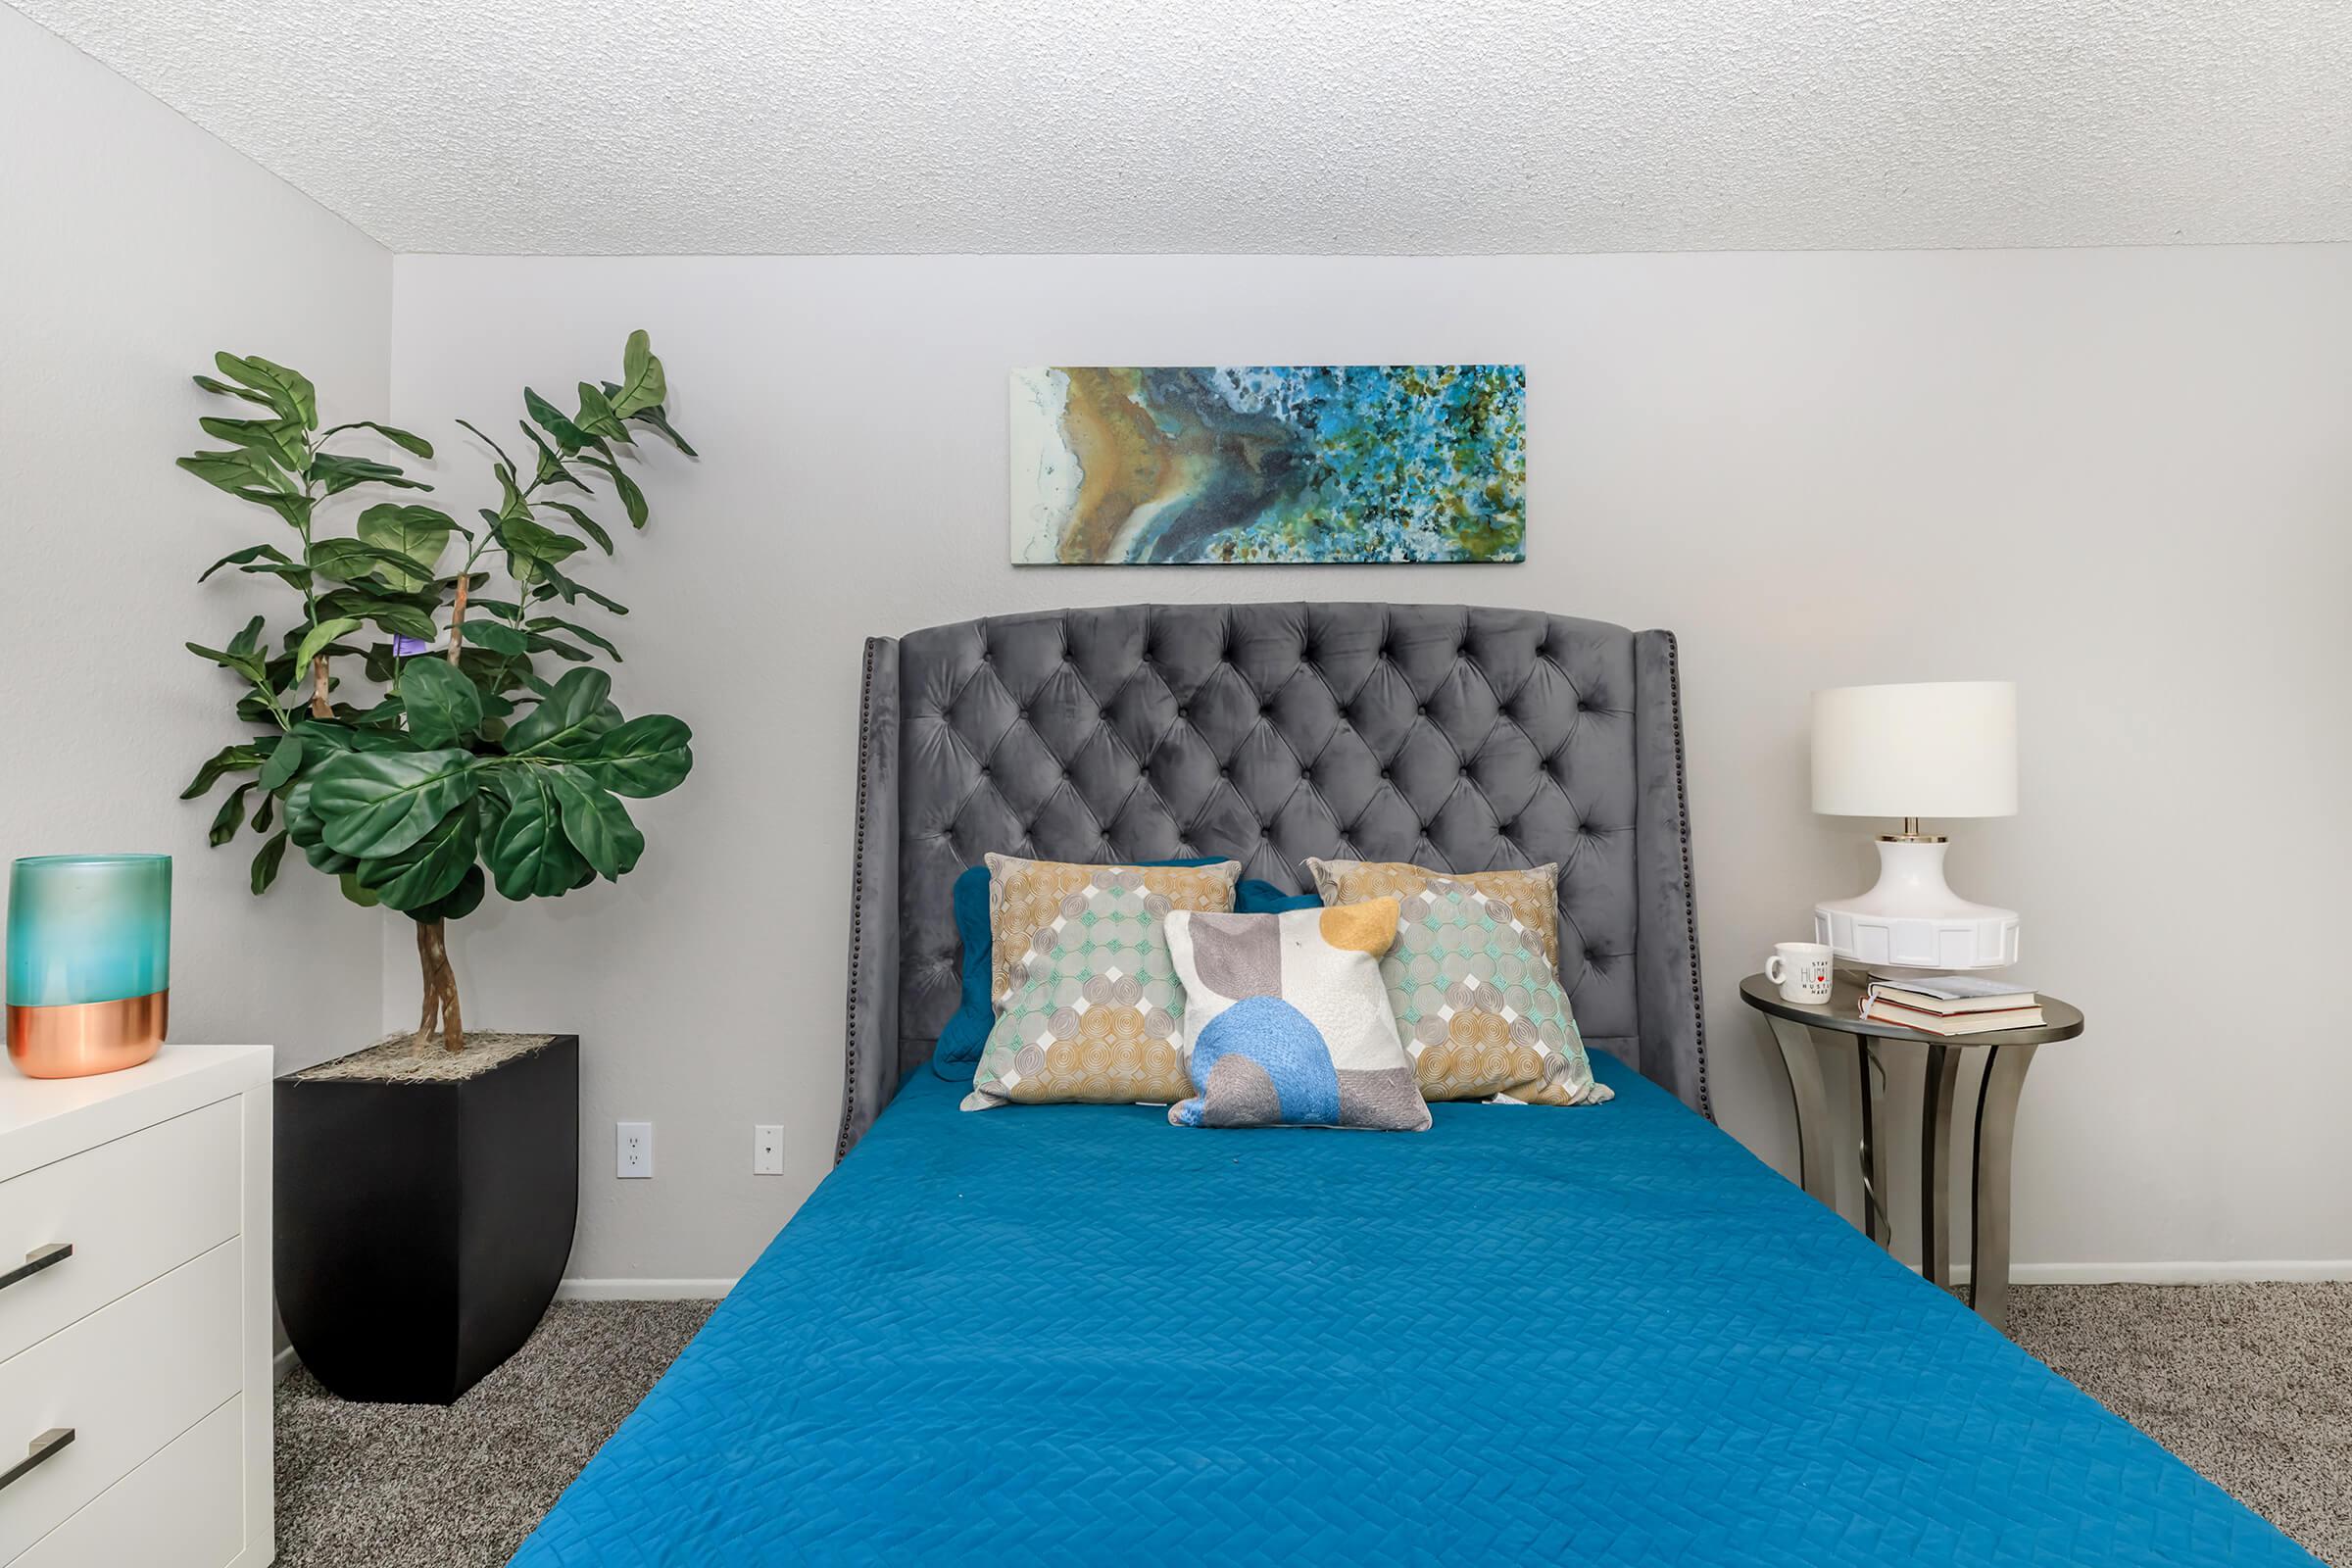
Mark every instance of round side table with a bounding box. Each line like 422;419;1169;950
1739;970;2083;1333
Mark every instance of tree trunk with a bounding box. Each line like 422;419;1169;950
414;918;465;1053
447;572;468;663
310;655;333;718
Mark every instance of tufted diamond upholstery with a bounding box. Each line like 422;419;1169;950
841;603;1706;1158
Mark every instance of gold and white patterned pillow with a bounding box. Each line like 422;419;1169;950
962;856;1242;1110
1304;858;1563;970
1377;875;1608;1106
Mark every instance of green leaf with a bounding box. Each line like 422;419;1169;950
578;713;693;798
182;742;269;799
400;659;483;748
177;448;289;500
355;504;456;591
209;782;255;846
507;667;615;756
574;381;628;441
192;373;277;411
258;732;306;791
410;863;486;923
199;543;294;583
519;422;587;491
546;766;642;879
498;513;586;567
578;453;649;527
538;501;612;554
359;800;480;910
199;416;307;468
321;420;434;459
527;632;594;662
309;537;433;586
293;617;365;676
309;451;432;497
338;871;380;906
483;772;588;899
610;392;698;457
186;641;270;686
459;618;530;657
285;780;356;875
610;329;666;418
214;353;317;426
318;590;438;642
308;748;479;858
458;418;517;470
524;388;591;455
526;615;621;661
250;831;290;894
226;614;268;658
252;794;276;832
530;560;629;615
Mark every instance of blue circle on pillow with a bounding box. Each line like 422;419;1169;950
1192;996;1340;1126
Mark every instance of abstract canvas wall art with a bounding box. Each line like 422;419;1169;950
1009;365;1525;564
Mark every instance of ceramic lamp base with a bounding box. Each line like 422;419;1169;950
7;991;168;1078
1814;839;2019;971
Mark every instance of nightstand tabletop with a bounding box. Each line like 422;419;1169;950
1739;969;2082;1047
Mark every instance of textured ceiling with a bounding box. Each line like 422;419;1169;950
13;0;2350;255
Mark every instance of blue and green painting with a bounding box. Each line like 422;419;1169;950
1009;365;1526;564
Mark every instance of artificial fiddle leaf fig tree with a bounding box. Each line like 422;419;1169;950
178;334;697;1052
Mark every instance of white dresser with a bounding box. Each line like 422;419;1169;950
0;1045;272;1567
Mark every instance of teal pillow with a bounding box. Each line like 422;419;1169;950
931;856;1223;1081
1237;879;1320;914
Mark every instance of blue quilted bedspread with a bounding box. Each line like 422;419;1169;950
512;1058;2311;1566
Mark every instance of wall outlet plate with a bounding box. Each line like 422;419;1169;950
755;1124;783;1175
617;1121;654;1178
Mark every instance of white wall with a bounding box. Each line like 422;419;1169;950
0;8;391;1069
391;247;2352;1287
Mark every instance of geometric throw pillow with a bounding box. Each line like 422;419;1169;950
961;856;1242;1111
1303;858;1564;971
1163;901;1430;1131
931;857;1224;1079
1380;876;1610;1106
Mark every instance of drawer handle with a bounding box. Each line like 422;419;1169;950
0;1428;73;1493
0;1243;71;1292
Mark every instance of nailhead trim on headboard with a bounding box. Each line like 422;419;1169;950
836;635;883;1164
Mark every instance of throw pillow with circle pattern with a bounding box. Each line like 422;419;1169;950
1163;901;1430;1131
1378;876;1610;1106
961;855;1243;1110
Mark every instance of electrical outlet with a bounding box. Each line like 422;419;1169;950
617;1121;654;1178
754;1125;784;1175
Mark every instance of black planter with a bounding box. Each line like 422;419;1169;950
275;1035;579;1404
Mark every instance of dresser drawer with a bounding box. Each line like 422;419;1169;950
0;1098;242;1363
0;1239;242;1562
14;1395;245;1568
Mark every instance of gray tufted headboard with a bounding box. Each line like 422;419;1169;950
838;603;1707;1160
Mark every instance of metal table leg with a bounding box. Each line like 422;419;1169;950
1765;1017;1836;1207
1969;1042;2041;1332
1920;1043;1961;1289
1855;1041;1889;1248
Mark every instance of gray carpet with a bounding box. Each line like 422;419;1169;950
276;1287;2349;1566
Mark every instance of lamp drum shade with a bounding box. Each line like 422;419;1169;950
7;854;172;1077
1812;681;2017;819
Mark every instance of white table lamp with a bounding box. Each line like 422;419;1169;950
1811;680;2020;970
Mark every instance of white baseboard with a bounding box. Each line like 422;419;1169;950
272;1344;300;1384
556;1277;738;1301
1967;1259;2352;1285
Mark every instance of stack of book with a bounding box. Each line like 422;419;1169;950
1860;973;2043;1035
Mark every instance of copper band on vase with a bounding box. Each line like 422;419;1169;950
6;991;168;1078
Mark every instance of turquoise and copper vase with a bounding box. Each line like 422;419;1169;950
7;854;172;1077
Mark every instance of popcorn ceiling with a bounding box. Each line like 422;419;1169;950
14;0;2351;255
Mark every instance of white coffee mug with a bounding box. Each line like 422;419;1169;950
1766;942;1834;1004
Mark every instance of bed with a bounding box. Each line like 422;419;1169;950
512;604;2312;1566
